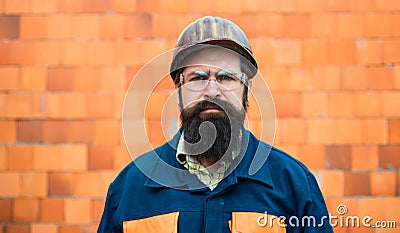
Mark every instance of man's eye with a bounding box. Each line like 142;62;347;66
189;76;207;81
218;75;236;82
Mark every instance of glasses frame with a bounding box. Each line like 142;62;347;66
179;70;247;92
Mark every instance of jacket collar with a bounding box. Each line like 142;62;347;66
143;129;274;190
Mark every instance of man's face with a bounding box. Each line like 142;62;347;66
177;47;249;113
176;47;250;163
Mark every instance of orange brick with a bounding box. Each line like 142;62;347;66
0;120;16;143
316;170;344;197
0;172;20;197
311;13;337;38
88;41;114;65
73;67;99;91
252;40;276;66
58;93;88;118
337;14;363;38
0;15;19;39
307;119;334;144
327;92;355;117
383;39;400;63
82;0;111;12
30;223;57;233
350;0;376;11
0;199;12;222
8;145;33;170
59;145;87;171
114;41;140;65
396;65;400;89
21;172;47;197
333;119;362;144
0;93;5;117
17;120;42;143
0;40;10;64
20;15;46;39
282;14;310;38
326;145;351;169
61;41;89;65
145;92;167;119
273;92;301;117
361;119;388;144
74;172;100;197
297;145;325;170
0;146;6;170
9;40;35;65
370;171;397;196
13;199;39;222
5;224;30;233
364;13;392;37
147;119;166;146
100;14;125;39
0;66;18;90
356;39;383;64
342;66;367;90
6;94;37;118
254;14;283;38
71;14;99;38
57;0;83;12
160;0;189;13
284;67;313;90
390;13;400;37
125;14;153;38
377;0;400;10
383;92;400;117
367;65;394;90
49;172;74;196
111;0;137;12
113;146;131;170
379;146;400;169
280;118;306;144
58;225;85;233
99;67;126;91
382;198;400;225
328;39;356;64
322;0;349;11
312;66;341;90
67;121;93;143
31;0;57;12
302;39;328;65
344;171;370;196
65;199;91;224
92;199;105;223
87;93;115;118
354;92;383;117
35;41;61;65
351;145;379;171
93;120;120;145
19;67;46;91
46;15;72;39
33;145;62;171
4;0;30;13
40;199;64;222
136;39;167;64
274;40;302;65
88;146;114;170
42;121;68;143
389;119;400;143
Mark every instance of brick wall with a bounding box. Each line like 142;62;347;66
0;0;399;232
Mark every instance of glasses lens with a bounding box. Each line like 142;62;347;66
182;70;245;91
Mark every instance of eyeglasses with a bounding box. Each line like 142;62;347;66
180;70;246;91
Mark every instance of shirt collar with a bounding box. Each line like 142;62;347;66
144;129;274;189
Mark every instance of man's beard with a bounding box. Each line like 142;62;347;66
180;98;245;165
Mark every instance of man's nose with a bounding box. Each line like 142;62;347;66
203;78;221;99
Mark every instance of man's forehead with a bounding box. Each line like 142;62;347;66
183;47;241;68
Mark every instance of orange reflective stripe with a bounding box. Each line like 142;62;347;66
123;212;179;233
231;212;286;233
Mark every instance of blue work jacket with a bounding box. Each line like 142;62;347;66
98;130;333;233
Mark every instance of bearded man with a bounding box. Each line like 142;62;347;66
98;16;333;233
